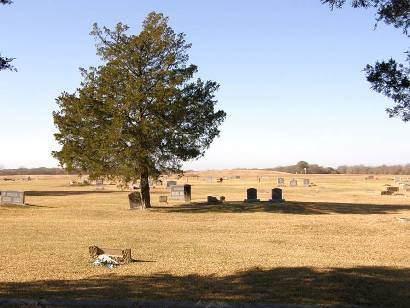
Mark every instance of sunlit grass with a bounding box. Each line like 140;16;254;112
0;171;409;306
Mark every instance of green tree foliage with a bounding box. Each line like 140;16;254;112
0;0;15;71
322;0;410;121
53;12;226;208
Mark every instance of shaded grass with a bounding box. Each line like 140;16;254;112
0;266;409;307
154;201;410;215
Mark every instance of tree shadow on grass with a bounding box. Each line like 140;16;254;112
25;191;123;197
153;201;410;215
0;204;55;209
0;266;409;307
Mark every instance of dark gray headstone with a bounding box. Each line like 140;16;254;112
128;192;142;210
0;191;25;206
270;188;284;203
244;188;259;202
184;184;191;202
207;196;220;204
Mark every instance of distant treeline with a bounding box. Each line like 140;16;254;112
269;161;410;175
335;165;410;175
2;164;410;175
0;167;73;176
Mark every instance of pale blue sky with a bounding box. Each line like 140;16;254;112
0;0;409;169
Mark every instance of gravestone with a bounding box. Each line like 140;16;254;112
166;180;177;188
89;246;132;264
207;196;220;204
277;177;285;187
400;184;410;192
290;179;298;187
0;191;25;206
206;176;213;183
244;188;259;203
170;184;191;202
159;195;168;204
387;186;399;193
303;179;310;187
183;184;191;202
96;179;104;190
128;191;142;210
270;188;284;203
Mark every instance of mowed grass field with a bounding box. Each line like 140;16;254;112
1;170;410;306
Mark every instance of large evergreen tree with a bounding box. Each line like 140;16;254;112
322;0;410;121
53;12;226;208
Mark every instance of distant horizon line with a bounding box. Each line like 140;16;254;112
2;162;410;171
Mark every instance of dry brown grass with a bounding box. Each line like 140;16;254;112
1;171;410;306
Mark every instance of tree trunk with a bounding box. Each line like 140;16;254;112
140;167;151;209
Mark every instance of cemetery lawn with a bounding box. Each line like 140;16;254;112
1;171;410;307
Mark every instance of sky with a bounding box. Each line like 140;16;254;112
0;0;409;170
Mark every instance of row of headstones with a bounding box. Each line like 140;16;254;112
278;178;310;187
245;188;284;203
129;184;192;209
